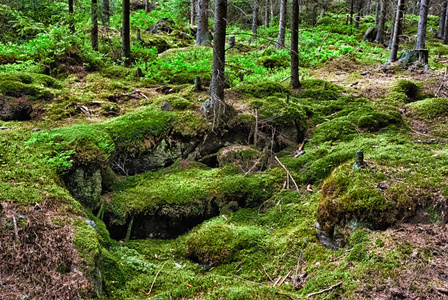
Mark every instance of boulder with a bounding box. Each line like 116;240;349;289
0;95;32;121
63;168;102;209
363;26;377;42
217;145;263;171
147;18;175;34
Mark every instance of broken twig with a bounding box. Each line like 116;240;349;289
275;156;299;192
306;281;343;298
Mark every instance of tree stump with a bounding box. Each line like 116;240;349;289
227;35;236;48
398;49;429;68
194;75;202;91
353;149;366;170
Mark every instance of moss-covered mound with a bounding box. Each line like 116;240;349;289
408;98;448;119
0;72;62;100
104;162;283;239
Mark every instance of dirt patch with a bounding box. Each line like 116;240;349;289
0;200;93;299
355;223;448;299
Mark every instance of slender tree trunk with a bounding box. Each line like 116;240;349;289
122;0;131;67
291;0;300;89
102;0;110;24
437;0;447;38
416;0;430;49
196;0;211;45
264;0;269;27
251;0;259;42
210;0;227;119
143;0;150;13
270;0;274;21
350;0;355;25
69;0;75;33
276;0;287;49
190;0;195;25
375;0;379;25
375;0;385;44
389;0;405;62
444;2;448;44
91;0;98;51
355;0;365;28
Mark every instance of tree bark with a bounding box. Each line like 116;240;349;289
375;0;385;44
389;0;405;62
437;0;447;38
375;0;379;25
190;0;195;25
91;0;98;51
210;0;227;119
122;0;131;67
69;0;75;33
251;0;260;42
444;1;448;44
350;0;355;25
291;0;300;89
143;0;150;13
416;0;430;49
264;0;269;27
102;0;110;24
196;0;211;46
276;0;287;49
355;0;365;28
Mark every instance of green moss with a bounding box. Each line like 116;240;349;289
146;35;170;53
311;117;358;143
100;65;134;78
153;94;192;110
409;98;448;119
250;96;307;128
299;79;344;101
392;80;421;102
101;249;126;291
348;107;401;131
346;243;368;262
186;217;268;265
73;218;101;271
349;229;369;246
236;81;290;98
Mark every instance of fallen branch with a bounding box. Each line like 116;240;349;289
143;261;167;296
306;281;343;298
12;216;19;241
435;287;448;295
233;275;266;286
277;271;292;287
274;156;299;192
244;157;262;176
275;291;298;300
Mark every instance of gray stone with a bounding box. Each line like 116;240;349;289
160;100;172;111
353;149;366;170
146;18;175;34
363;27;377;42
85;219;97;231
63;168;102;209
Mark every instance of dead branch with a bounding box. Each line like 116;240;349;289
274;156;299;192
143;261;167;296
306;281;343;298
244;157;262;176
260;263;274;283
435;287;448;295
12;216;19;241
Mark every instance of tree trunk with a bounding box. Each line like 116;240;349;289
190;0;195;25
444;1;448;44
375;0;379;25
416;0;430;49
143;0;150;13
91;0;98;51
210;0;227;119
291;0;300;89
389;0;405;62
350;0;355;25
69;0;75;33
375;0;385;44
276;0;287;49
270;0;274;21
437;0;447;38
355;0;365;28
102;0;110;24
122;0;131;67
196;0;211;46
251;0;259;43
264;0;269;27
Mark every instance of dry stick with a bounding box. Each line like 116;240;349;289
254;109;258;147
144;261;167;296
12;216;19;241
244;157;262;177
280;76;291;83
435;287;448;295
273;275;282;286
278;271;292;286
274;156;299;192
306;281;343;298
318;21;335;52
233;275;266;286
260;263;274;283
435;68;447;97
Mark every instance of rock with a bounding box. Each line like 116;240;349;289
85;219;97;231
0;95;33;121
217;145;263;171
353;149;366;170
147;18;175;34
63;168;102;209
31;128;40;132
203;99;211;115
228;35;236;47
160;100;172;111
0;127;10;130
363;27;377;42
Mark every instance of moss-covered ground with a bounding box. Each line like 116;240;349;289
1;5;448;299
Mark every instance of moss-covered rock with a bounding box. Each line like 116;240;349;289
311;117;358;143
392;80;421;102
0;95;33;121
299;79;344;101
348;107;401;131
186;218;267;266
408;98;448;118
236;81;290;98
217;145;263;169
